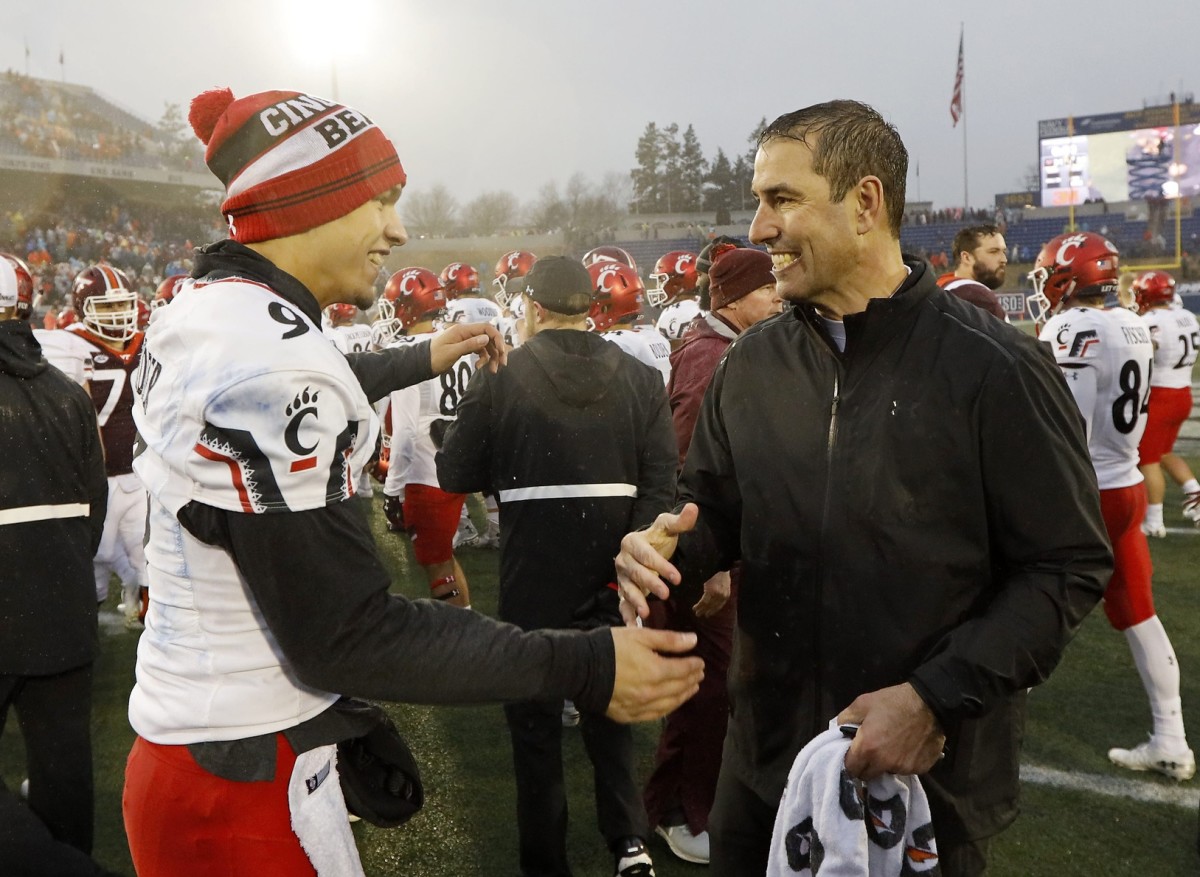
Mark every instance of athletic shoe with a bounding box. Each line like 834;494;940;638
654;823;710;864
562;700;581;728
1141;521;1167;538
1183;492;1200;524
452;516;480;549
1108;738;1196;780
477;522;501;549
612;836;655;877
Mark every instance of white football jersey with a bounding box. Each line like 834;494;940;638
442;296;503;329
1142;307;1200;390
323;322;374;355
1040;306;1154;489
384;329;477;491
33;327;93;386
604;325;672;385
655;299;703;342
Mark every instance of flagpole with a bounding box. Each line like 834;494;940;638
961;24;968;212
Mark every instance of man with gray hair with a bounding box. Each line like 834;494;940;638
615;100;1110;876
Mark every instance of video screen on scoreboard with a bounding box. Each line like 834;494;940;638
1040;125;1200;207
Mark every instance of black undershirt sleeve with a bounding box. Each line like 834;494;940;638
344;342;434;404
176;499;615;714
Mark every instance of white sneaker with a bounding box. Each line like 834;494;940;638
1108;738;1196;780
1183;492;1200;524
452;516;480;549
1141;521;1167;538
655;823;710;864
561;700;581;727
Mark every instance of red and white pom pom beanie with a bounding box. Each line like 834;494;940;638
189;87;407;244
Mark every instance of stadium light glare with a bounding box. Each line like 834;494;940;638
283;0;369;97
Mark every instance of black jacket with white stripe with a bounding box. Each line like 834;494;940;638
437;328;677;631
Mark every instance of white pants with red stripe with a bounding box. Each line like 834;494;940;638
94;472;148;602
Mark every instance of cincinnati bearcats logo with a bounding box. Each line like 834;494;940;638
445;264;461;280
399;271;422;295
596;263;624;292
285;387;320;471
1055;234;1090;266
675;253;694;274
784;816;824;873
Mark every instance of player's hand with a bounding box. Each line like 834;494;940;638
606;627;703;723
430;322;507;374
692;569;730;618
837;682;945;780
614;503;698;624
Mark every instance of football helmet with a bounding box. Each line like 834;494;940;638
153;274;188;309
439;262;481;299
1132;270;1177;314
492;251;537;308
582;246;638;273
587;261;645;333
375;267;446;346
326;302;358;326
57;306;77;328
647;251;698;307
72;264;139;342
1027;232;1120;326
0;253;35;321
136;298;151;332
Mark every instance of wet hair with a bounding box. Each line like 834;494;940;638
952;225;1003;266
760;100;907;239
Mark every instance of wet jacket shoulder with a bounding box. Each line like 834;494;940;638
667;313;736;464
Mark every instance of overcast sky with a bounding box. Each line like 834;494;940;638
5;0;1197;214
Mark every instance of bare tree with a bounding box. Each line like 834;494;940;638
401;185;459;237
525;182;570;232
463;191;519;236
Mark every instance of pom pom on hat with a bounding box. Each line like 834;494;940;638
188;87;236;145
188;86;406;243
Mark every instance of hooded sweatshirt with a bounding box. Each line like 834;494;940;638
0;320;107;674
437;328;677;630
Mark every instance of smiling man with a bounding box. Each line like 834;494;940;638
122;88;704;877
615;100;1111;877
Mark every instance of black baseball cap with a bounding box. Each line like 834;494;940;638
521;256;594;315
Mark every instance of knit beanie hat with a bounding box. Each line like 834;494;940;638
189;88;407;244
709;248;775;310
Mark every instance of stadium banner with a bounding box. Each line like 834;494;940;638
0;152;218;190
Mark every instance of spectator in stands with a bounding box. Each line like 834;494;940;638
936;225;1008;320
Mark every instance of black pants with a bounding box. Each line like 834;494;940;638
0;663;95;853
708;767;992;877
504;698;648;877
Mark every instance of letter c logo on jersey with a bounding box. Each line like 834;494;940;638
285;387;320;471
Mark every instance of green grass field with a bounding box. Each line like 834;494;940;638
4;460;1200;876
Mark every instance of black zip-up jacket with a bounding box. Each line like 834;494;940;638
436;328;677;631
0;320;107;675
672;258;1111;842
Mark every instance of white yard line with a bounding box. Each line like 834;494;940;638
1021;763;1200;809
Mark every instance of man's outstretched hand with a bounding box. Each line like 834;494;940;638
606;627;704;723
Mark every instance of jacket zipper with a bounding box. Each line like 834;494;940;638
814;370;840;739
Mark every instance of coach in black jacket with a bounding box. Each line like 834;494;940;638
0;262;109;872
616;102;1111;877
438;257;678;877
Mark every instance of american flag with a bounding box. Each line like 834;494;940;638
950;29;964;126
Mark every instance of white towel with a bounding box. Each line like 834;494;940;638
288;744;364;877
767;719;939;876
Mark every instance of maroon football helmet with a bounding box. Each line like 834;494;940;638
647;251;698;307
375;267;446;345
439;262;481;299
153;274;188;310
1027;232;1120;326
492;251;537;308
582;246;638;274
0;253;35;321
1132;270;1177;314
586;261;645;333
72;264;139;341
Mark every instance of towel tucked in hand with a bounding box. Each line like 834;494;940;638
289;744;364;877
767;719;940;876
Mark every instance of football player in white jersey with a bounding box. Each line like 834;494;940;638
1132;270;1200;534
493;250;537;350
439;261;504;548
60;264;149;626
1032;232;1194;780
586;261;672;385
378;267;473;607
648;250;701;350
323;302;373;355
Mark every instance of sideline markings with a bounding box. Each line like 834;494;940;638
1022;763;1200;809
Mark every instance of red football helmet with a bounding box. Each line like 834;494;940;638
647;251;698;307
582;246;638;274
375;267;446;346
492;251;537;308
325;302;358;326
72;264;139;342
587;261;645;332
0;253;35;321
1132;270;1177;314
1027;232;1120;326
439;262;481;299
136;298;151;332
153;274;188;310
57;306;78;328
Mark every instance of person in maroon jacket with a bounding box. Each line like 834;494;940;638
645;247;781;864
936;225;1008;321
